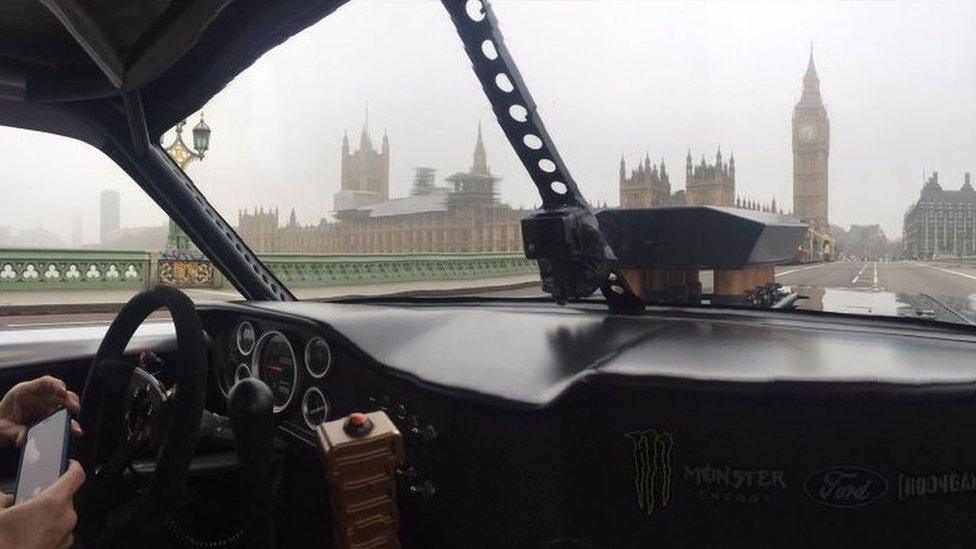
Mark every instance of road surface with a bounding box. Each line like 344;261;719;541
3;261;976;328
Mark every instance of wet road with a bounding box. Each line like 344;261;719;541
776;261;976;324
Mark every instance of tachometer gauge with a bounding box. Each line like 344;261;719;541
304;337;333;378
253;331;297;412
237;321;256;355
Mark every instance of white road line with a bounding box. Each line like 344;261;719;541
872;262;878;288
776;264;827;277
851;264;867;285
926;265;976;282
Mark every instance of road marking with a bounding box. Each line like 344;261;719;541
851;264;867;285
925;265;976;282
872;262;878;288
777;264;826;277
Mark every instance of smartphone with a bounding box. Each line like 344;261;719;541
14;407;71;504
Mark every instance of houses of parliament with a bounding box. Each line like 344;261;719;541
240;49;830;257
617;49;831;243
238;125;529;254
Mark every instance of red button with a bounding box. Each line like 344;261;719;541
348;412;369;427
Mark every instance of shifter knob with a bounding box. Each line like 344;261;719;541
228;378;276;549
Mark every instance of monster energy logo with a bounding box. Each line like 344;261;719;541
626;429;674;516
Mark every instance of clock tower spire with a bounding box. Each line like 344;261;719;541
792;44;830;231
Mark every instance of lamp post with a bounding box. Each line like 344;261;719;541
162;113;212;250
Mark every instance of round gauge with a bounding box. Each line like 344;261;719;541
237;321;256;355
304;337;333;379
301;387;330;429
234;363;251;384
253;331;297;413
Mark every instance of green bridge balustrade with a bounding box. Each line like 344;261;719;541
0;248;537;291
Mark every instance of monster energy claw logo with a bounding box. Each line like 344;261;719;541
626;429;674;516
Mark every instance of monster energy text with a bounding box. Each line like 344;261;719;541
684;463;788;505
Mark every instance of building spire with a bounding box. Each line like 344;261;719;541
359;100;372;149
472;122;489;175
804;42;820;90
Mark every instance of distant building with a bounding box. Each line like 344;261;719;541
618;154;678;207
837;224;889;260
239;124;529;253
685;148;735;207
903;172;976;259
334;121;390;211
792;47;830;232
99;189;120;244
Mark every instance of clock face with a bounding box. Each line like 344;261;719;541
800;124;817;142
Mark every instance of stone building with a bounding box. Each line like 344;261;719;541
618;154;680;207
238;125;529;254
334;122;390;211
903;172;976;259
792;48;830;231
685;148;735;207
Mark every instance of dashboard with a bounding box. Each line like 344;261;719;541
191;299;976;547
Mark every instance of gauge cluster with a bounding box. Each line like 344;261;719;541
218;317;336;432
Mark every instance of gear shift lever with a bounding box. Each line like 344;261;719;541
228;378;276;549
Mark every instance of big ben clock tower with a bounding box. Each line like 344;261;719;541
792;47;829;230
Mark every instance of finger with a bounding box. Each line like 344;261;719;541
64;390;81;414
56;533;74;549
0;492;12;508
0;419;23;448
23;376;67;397
44;460;86;501
70;419;83;438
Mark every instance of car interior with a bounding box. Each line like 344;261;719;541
1;0;976;548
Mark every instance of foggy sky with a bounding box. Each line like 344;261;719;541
2;0;975;244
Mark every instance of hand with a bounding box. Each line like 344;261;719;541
0;376;82;448
0;460;85;549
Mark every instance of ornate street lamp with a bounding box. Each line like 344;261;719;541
162;113;212;249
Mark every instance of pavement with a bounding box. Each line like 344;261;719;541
3;262;976;328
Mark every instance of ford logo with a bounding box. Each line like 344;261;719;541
804;466;888;508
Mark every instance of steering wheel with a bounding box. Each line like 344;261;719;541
74;285;208;545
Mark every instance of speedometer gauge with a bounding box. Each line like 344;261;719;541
253;331;297;412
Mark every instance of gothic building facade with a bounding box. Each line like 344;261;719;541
616;149;781;211
618;154;681;207
238;125;528;254
903;172;976;259
792;48;830;231
685;149;735;207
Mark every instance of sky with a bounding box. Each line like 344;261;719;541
1;0;975;244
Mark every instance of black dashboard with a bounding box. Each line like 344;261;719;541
190;299;976;547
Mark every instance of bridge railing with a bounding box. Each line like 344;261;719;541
0;248;536;291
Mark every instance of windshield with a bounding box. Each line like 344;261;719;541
2;1;975;326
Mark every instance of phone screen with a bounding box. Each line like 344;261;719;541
15;408;70;504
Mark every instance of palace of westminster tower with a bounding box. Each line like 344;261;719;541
617;48;830;228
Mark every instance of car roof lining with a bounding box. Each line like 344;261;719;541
0;0;349;138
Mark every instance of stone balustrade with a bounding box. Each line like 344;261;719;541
0;248;536;291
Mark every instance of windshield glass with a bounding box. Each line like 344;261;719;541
170;0;976;322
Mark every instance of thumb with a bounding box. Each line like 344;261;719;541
0;492;12;509
43;460;85;501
